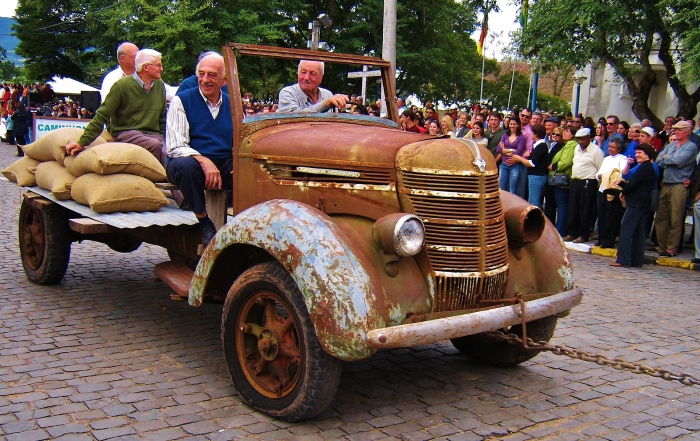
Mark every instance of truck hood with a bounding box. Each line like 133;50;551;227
250;121;436;168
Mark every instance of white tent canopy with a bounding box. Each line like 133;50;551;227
47;76;99;95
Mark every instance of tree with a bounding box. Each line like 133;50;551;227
13;0;491;104
519;0;700;126
0;46;21;80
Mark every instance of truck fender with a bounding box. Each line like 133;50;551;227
500;191;575;295
188;199;379;360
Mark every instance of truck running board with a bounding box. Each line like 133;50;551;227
154;261;194;298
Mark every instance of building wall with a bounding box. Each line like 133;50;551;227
574;60;700;124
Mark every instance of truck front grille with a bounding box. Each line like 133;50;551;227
398;170;509;312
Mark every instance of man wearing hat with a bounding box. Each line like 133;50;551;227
563;128;604;243
544;116;559;148
655;120;698;257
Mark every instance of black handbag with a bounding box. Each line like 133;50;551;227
548;173;569;187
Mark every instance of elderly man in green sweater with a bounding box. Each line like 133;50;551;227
65;49;167;163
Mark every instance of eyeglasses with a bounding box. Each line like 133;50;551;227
629;130;640;134
521;115;531;119
606;122;617;126
145;63;163;69
551;134;561;137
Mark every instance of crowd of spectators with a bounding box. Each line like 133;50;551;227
4;65;700;266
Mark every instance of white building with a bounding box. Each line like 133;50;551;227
572;52;700;123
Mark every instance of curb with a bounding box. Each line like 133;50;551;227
564;241;700;271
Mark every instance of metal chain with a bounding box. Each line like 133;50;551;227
485;330;700;387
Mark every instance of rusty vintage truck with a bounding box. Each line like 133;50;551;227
16;44;582;421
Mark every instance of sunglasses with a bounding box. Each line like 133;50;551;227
606;122;617;126
551;134;561;137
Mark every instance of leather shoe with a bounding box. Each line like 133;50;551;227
691;258;700;264
659;250;677;257
572;237;586;243
562;235;575;242
201;224;217;247
609;262;627;267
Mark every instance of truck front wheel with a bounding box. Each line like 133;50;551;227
221;261;342;421
451;315;558;367
18;199;71;285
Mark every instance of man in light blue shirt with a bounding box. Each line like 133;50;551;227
278;60;348;113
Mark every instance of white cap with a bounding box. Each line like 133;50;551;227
449;104;458;109
641;127;655;137
575;128;591;138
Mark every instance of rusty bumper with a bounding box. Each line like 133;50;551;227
366;287;583;349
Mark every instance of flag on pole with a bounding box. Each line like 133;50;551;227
477;14;488;56
520;0;528;31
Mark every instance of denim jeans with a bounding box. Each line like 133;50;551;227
527;174;547;208
499;162;524;197
552;186;569;236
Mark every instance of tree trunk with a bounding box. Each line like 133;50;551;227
657;30;700;119
608;56;663;129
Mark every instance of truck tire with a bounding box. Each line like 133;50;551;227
18;199;71;285
221;261;342;421
450;315;558;367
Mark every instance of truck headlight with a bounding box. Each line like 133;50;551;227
373;214;425;257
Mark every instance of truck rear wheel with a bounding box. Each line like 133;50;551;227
451;315;558;367
19;199;71;285
221;261;342;421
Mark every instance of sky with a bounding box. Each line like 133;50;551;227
471;1;520;60
0;0;517;59
0;0;18;18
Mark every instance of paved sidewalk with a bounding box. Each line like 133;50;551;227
563;219;699;271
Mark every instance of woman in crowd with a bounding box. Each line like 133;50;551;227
547;126;577;236
507;124;548;208
466;121;488;148
428;120;440;135
624;122;641;154
583;116;596;133
596;138;628;248
544;127;565;224
496;118;526;197
617;121;630;140
594;121;607;146
611;143;658;268
440;115;455;137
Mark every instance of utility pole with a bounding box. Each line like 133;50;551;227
381;0;396;117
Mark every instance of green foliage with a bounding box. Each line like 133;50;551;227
13;0;490;104
519;0;700;121
0;46;22;81
537;93;571;116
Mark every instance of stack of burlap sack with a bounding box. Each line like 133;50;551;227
1;128;169;213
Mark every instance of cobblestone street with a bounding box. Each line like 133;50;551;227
1;142;699;441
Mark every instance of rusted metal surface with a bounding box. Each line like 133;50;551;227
503;202;546;244
190;200;416;360
240;113;397;138
365;287;583;349
395;139;509;311
500;191;575;296
236;290;303;398
154;261;194;298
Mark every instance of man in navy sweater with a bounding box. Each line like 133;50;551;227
165;53;233;246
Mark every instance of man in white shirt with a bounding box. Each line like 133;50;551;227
277;60;348;113
100;42;139;102
563;128;604;243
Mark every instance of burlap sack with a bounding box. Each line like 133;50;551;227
1;156;41;186
71;173;168;213
64;143;167;182
99;129;115;142
21;127;85;164
35;161;77;200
